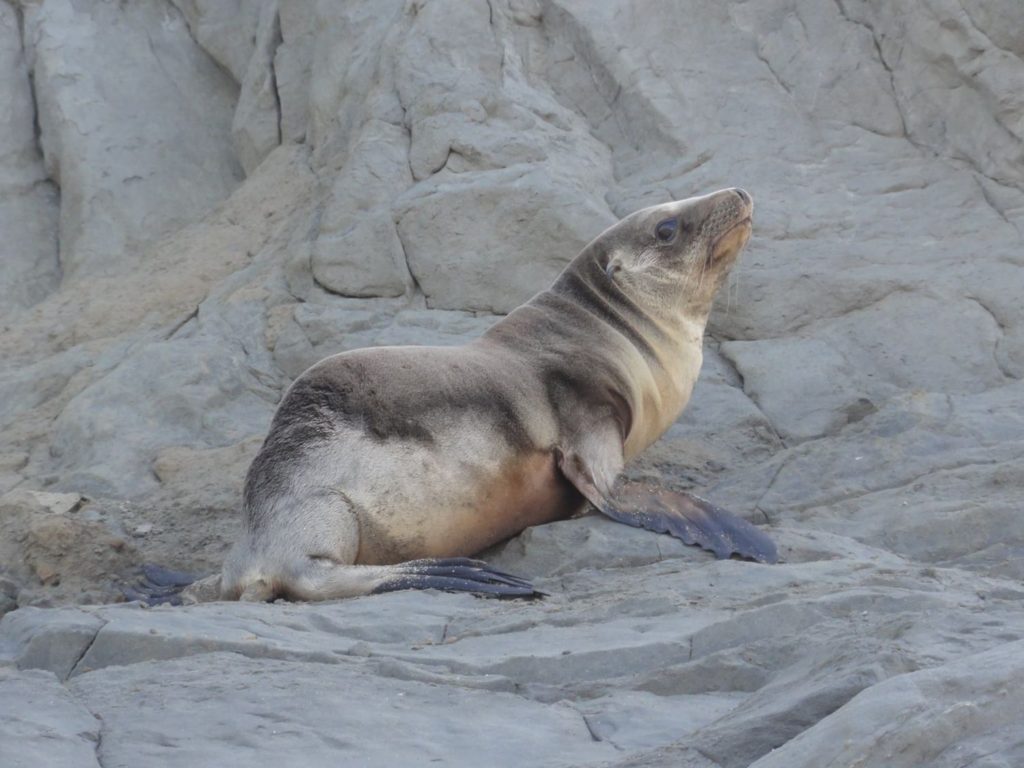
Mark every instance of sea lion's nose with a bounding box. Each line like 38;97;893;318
732;188;751;205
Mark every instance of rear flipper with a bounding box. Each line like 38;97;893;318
126;558;540;604
122;564;200;606
598;480;778;564
372;558;543;598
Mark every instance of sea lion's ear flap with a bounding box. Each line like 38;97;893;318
604;255;624;281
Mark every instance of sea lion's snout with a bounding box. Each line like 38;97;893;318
712;187;753;228
708;187;753;264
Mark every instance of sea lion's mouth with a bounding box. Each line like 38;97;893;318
709;216;752;260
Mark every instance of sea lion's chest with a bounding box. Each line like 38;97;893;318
623;344;703;460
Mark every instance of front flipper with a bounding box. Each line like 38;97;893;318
599;481;777;564
556;445;777;564
372;558;545;598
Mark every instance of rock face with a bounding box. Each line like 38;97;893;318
1;0;1023;765
25;0;243;280
0;1;58;310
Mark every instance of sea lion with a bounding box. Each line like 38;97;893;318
133;187;774;605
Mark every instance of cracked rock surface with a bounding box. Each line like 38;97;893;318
1;0;1022;765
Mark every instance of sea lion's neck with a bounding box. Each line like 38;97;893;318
548;254;706;397
481;261;704;458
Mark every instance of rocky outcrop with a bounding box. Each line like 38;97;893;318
3;521;1024;767
0;1;58;310
24;0;243;280
1;0;1022;765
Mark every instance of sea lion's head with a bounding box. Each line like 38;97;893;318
600;188;753;323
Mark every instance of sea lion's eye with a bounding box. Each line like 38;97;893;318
655;218;678;242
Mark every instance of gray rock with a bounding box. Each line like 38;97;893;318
0;1;59;312
303;0;619;311
0;667;100;768
844;0;1024;188
721;337;865;442
312;211;411;298
26;0;243;279
275;1;314;144
578;690;745;752
311;120;414;297
396;168;615;312
758;382;1024;523
5;542;1024;765
817;290;1006;395
49;336;277;498
748;639;1024;768
70;652;616;768
268;298;495;380
169;0;268;84
0;607;104;680
487;514;697;577
232;1;281;174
